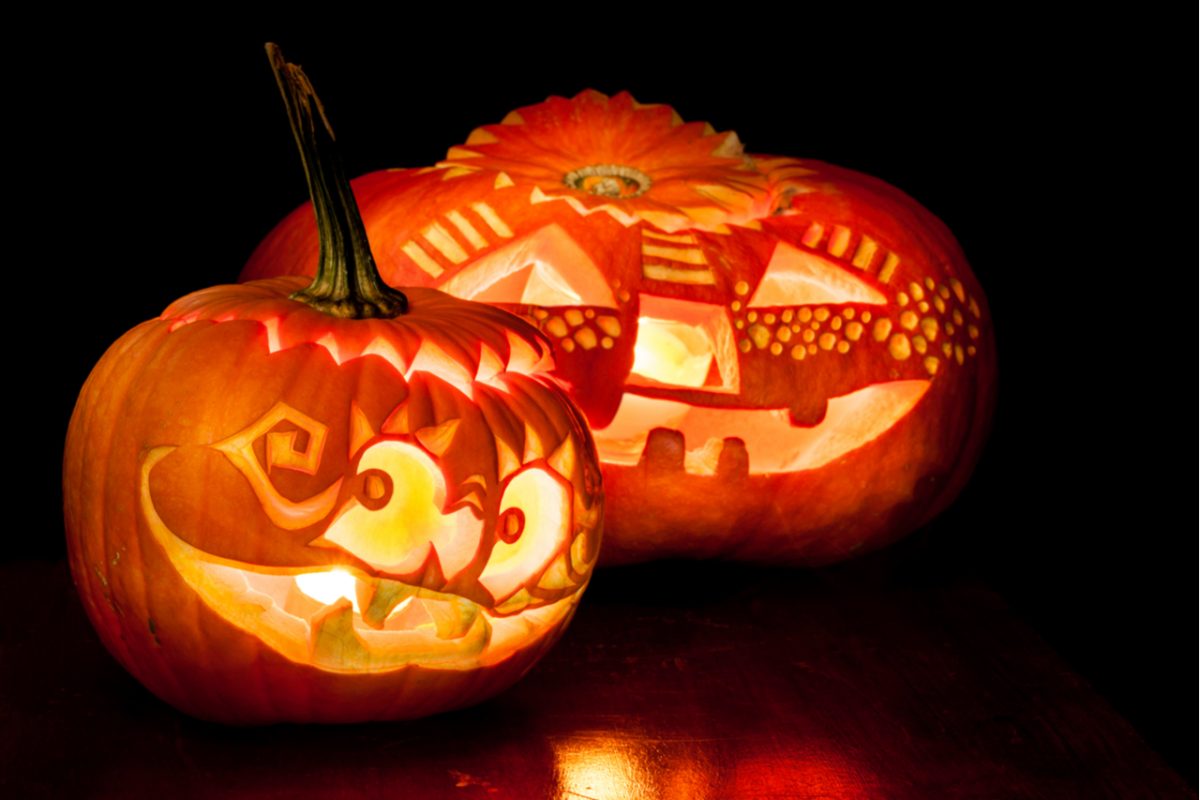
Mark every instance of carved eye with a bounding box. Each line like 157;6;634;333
322;440;482;581
477;466;572;603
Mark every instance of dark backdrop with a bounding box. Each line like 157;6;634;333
22;16;1193;780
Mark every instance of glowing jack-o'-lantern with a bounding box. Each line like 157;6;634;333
245;90;994;565
62;47;601;723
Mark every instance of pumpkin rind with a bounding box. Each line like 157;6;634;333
243;90;994;565
64;277;602;724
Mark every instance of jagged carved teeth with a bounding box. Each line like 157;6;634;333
247;567;482;641
141;446;499;672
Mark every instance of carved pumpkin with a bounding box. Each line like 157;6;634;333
244;90;994;565
62;47;602;723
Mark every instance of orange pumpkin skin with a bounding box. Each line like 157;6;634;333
244;91;994;565
64;278;602;723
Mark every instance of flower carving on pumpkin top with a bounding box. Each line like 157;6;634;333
433;90;807;234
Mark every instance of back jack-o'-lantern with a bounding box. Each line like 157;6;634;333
245;90;994;565
63;47;602;724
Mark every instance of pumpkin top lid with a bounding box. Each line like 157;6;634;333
162;277;554;385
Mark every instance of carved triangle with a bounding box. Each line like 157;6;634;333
548;436;577;479
348;402;378;457
523;422;548;464
495;436;521;482
415;419;461;456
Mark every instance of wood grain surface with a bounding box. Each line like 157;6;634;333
2;557;1190;799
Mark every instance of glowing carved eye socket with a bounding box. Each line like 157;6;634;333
439;224;618;308
748;242;888;307
295;568;361;612
629;295;739;392
478;467;572;603
322;440;482;581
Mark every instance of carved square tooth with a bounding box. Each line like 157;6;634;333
639;428;685;473
716;438;749;479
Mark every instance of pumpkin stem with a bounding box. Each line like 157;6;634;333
267;43;407;318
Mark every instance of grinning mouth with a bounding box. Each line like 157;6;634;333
592;380;931;475
139;447;576;673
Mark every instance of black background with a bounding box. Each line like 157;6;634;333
22;15;1193;781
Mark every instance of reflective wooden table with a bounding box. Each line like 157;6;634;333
2;555;1189;799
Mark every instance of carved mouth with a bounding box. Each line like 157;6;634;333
139;447;576;673
592;380;931;475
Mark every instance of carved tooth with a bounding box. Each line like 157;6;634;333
639;427;685;473
382;403;409;434
422;596;480;640
788;396;829;427
547;436;578;481
309;600;362;665
569;532;594;578
348;402;378;457
358;578;419;630
415;418;461;456
536;553;576;593
495;436;522;482
494;588;536;616
523;421;547;463
716;437;749;479
476;344;504;382
309;595;490;667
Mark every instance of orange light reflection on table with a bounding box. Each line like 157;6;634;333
553;731;877;799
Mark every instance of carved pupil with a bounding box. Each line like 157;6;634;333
498;508;526;544
356;469;393;511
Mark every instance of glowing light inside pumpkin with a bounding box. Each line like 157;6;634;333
628;295;738;391
296;568;361;612
632;319;712;387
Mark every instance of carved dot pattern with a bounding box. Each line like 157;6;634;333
526;230;984;382
530;310;624;354
725;273;979;379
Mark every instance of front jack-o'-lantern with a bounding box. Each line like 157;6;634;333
63;47;601;724
245;90;994;565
